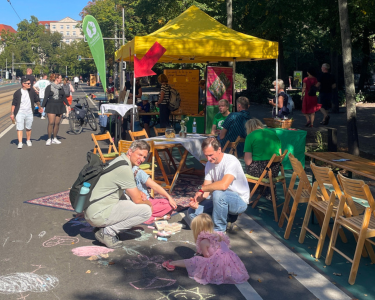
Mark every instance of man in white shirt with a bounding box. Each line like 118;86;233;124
74;76;79;89
33;75;50;119
187;137;250;232
10;77;40;149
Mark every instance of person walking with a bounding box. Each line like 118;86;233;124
156;74;171;128
10;77;40;149
316;63;336;125
42;74;70;145
301;67;321;127
33;75;50;119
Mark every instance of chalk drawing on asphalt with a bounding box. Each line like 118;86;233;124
43;236;79;247
71;246;114;257
38;232;46;238
122;245;142;256
129;277;176;290
126;229;152;242
126;255;165;270
157;286;215;300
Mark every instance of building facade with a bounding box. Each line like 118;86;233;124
48;17;84;44
0;24;17;54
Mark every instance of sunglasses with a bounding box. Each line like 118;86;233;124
23;82;31;85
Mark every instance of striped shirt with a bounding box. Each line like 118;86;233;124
159;84;170;104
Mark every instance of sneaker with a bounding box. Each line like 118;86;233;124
17;143;23;149
41;116;46;120
52;138;61;144
95;228;123;249
26;140;32;147
46;139;52;146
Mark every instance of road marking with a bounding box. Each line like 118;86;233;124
0;123;15;138
237;214;352;300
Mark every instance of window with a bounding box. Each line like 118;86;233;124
60;25;64;29
73;31;76;36
66;39;70;43
45;25;49;29
67;25;70;29
52;25;56;30
60;31;63;34
66;31;70;36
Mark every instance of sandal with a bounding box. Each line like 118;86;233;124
162;260;175;271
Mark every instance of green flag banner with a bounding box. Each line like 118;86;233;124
82;15;106;93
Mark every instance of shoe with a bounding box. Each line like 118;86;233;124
162;260;175;271
41;116;46;120
46;139;52;146
226;221;235;232
17;143;23;149
305;121;311;127
26;140;32;147
52;138;61;144
95;228;123;249
265;194;278;201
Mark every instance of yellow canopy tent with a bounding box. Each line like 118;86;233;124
115;5;278;63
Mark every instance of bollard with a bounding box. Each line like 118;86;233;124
327;127;337;152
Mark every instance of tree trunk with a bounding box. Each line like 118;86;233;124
358;28;370;91
338;0;359;155
226;0;232;28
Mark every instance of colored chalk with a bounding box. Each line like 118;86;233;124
157;237;168;241
148;226;155;229
153;230;158;233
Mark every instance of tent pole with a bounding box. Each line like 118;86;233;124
133;54;136;131
276;58;279;117
232;58;236;112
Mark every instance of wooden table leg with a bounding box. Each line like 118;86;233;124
169;149;189;193
155;149;170;187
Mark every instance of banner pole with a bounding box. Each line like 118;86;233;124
232;58;236;112
276;58;279;116
133;54;136;131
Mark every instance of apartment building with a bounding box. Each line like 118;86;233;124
0;24;17;54
48;17;84;44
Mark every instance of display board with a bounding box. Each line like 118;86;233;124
206;66;233;106
164;69;199;115
293;71;302;89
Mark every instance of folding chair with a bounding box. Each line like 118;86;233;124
248;149;288;222
129;129;148;140
278;154;317;239
222;136;244;158
326;173;375;285
299;163;354;258
92;131;119;163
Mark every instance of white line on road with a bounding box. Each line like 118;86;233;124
237;214;352;300
0;123;15;139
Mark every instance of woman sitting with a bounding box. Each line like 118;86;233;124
244;118;281;200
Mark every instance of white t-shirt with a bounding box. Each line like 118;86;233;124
74;77;79;83
204;153;250;204
19;89;32;115
34;80;50;99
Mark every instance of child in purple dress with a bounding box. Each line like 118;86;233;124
162;213;249;285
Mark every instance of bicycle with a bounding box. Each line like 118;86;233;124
69;96;98;134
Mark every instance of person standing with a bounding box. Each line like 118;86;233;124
156;74;171;128
42;74;70;145
268;79;289;119
33;75;50;119
301;67;321;127
316;63;336;125
25;68;36;88
10;77;40;149
74;75;79;90
62;78;74;117
106;77;116;101
211;99;230;135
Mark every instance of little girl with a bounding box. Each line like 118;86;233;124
132;166;177;223
162;213;249;285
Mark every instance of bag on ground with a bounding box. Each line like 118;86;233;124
69;152;128;212
168;87;181;111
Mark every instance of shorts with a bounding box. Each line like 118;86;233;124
107;93;114;100
16;112;33;131
318;92;332;110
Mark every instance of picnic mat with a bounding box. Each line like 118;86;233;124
24;174;202;213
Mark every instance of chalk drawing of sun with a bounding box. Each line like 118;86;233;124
157;286;215;300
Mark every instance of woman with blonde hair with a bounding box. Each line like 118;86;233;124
244;118;281;199
162;213;249;285
156;74;171;128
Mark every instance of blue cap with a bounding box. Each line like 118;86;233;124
83;182;91;187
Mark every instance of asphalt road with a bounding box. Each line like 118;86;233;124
0;84;353;300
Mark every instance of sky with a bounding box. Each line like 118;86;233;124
0;0;88;30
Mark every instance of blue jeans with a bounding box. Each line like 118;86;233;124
39;98;45;117
187;190;248;232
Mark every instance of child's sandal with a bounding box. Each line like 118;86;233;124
162;260;175;271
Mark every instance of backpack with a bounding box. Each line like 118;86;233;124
168;87;181;111
74;105;86;120
69;152;128;212
63;83;70;96
285;93;294;114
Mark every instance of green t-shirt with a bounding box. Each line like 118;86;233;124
244;128;281;161
213;113;228;130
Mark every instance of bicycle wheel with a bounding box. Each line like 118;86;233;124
69;111;83;134
86;109;98;131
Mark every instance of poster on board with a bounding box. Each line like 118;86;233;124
206;66;233;106
164;69;200;115
293;71;302;89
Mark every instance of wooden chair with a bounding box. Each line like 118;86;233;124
92;132;119;163
278;154;317;239
299;163;355;258
152;127;178;173
222;136;245;158
325;173;375;285
129;129;148;140
248;149;288;222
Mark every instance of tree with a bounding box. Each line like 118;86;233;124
338;0;359;155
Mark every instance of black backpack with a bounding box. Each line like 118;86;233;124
63;83;70;96
69;152;128;212
168;87;181;111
